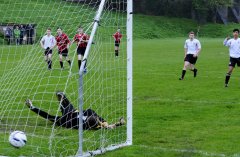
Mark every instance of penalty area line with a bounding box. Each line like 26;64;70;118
135;145;226;157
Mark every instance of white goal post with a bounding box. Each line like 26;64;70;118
78;0;133;156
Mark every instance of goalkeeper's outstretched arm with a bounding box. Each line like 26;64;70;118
25;99;61;124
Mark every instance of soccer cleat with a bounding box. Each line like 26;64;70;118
225;84;228;87
179;78;183;80
25;99;35;109
119;117;125;125
194;69;198;77
56;91;65;97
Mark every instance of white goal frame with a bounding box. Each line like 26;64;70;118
77;0;133;156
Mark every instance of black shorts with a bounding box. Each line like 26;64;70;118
229;57;240;67
184;54;198;64
44;47;52;56
77;47;86;56
58;49;68;57
115;41;120;47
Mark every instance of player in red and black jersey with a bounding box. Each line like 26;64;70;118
55;28;72;70
112;28;122;57
72;27;89;70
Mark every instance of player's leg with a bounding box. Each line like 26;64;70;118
59;52;64;69
115;42;119;57
78;54;83;70
225;57;236;87
44;54;48;62
65;56;71;66
77;47;86;70
190;56;198;77
46;48;52;70
44;49;49;69
62;49;71;66
179;61;190;80
81;47;87;72
25;99;61;124
225;66;234;87
47;53;52;70
56;92;76;115
190;64;198;77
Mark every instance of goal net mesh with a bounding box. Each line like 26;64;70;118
0;0;128;156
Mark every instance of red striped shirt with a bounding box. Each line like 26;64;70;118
113;32;122;42
74;33;89;48
55;33;70;52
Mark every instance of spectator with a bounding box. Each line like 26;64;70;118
19;25;26;45
14;26;20;45
26;24;34;44
5;26;12;45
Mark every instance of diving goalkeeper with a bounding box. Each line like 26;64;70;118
25;92;125;130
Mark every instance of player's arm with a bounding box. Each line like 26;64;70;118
184;41;187;57
50;37;57;50
184;48;187;58
194;41;201;57
83;34;89;43
119;34;123;41
25;99;61;123
67;40;70;49
40;37;45;49
112;33;116;41
65;35;70;49
98;117;125;129
55;37;60;50
71;35;77;45
223;36;231;46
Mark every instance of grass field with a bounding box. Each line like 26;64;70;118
1;0;240;156
101;38;240;157
1;38;240;156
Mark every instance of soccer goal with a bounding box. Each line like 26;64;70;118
0;0;132;156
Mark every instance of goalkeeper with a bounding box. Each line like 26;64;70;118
25;92;125;130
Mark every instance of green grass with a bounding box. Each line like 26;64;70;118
1;0;240;156
101;38;240;157
1;38;240;156
0;40;128;156
0;0;127;43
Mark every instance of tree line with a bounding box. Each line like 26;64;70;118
133;0;233;23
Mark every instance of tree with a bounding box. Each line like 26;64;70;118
192;0;232;23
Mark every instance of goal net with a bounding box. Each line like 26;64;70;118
0;0;132;156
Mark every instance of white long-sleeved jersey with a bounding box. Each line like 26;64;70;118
223;38;240;58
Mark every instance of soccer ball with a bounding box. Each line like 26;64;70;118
9;131;27;148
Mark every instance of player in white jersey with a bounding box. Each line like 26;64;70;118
179;31;201;80
223;28;240;87
40;28;56;70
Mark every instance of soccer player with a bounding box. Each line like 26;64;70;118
40;28;56;70
112;28;122;57
55;28;72;70
179;31;201;80
72;27;89;70
25;92;125;130
223;28;240;87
